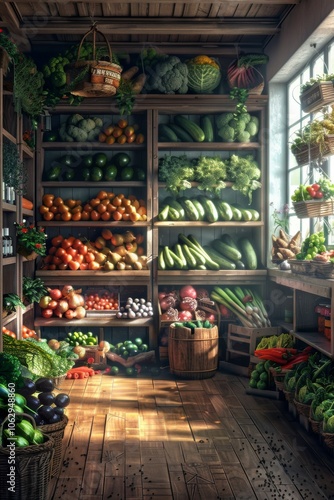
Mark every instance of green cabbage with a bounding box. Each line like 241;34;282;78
187;63;221;93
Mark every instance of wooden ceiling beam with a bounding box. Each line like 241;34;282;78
21;18;280;36
10;0;301;4
0;2;31;51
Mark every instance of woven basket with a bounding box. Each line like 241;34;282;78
300;81;334;114
293;135;334;166
67;23;122;98
312;261;334;279
39;414;68;477
293;199;334;219
293;399;311;418
269;368;291;392
288;259;316;276
51;373;67;388
0;414;54;500
321;432;334;448
283;389;295;403
309;417;322;435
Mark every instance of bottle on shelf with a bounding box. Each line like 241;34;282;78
2;228;13;257
2;228;8;257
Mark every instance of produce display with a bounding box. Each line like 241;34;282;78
211;286;271;328
271;229;301;261
141;53;188;94
64;331;98;347
39;190;147;222
38;285;86;320
158;233;258;271
98;118;145;145
159;285;218;323
158;195;260;222
84;288;119;311
2;325;38;340
41;230;148;271
116;297;153;319
295;231;326;260
186;55;221;94
291;177;334;202
215;112;259;143
158;153;261;202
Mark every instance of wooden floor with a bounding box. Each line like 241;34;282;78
48;368;334;500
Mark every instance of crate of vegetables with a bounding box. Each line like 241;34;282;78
84;287;120;317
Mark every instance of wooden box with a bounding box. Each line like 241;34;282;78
226;324;282;361
83;346;107;368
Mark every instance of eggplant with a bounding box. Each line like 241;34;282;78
35;377;55;392
54;393;70;408
17;378;36;396
38;392;55;406
37;405;55;421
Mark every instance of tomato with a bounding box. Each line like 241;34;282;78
68;260;80;271
113;152;131;168
53;196;64;206
73;253;84;264
42;194;55;207
97;203;107;214
67;247;78;258
90;210;101;221
81;210;90;221
124;126;135;137
117;134;127;145
61;211;72;221
88;261;101;270
306;186;316;198
43;211;54;221
112;127;123;138
71;211;82;221
78;244;88;255
72;238;83;249
52;256;62;266
112;210;123;221
56;247;66;258
104;125;115;136
51;235;64;247
106;135;116;145
80;263;89;270
121;166;134;181
85;252;95;263
312;183;320;191
93;153;107;168
315;190;324;199
61;253;73;264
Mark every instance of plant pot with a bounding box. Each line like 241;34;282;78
17;246;39;261
300;81;334;114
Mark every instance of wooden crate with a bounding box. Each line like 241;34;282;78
226;324;282;361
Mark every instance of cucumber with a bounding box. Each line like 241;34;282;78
167;248;185;269
174;115;205;142
211;239;242;261
158;205;169;221
220;233;240;252
158;124;179;142
183;234;220;270
168;206;180;221
247;208;260;221
158;248;166;270
178;198;199;221
237;238;258;270
181;244;197;269
164;197;185;219
235;260;246;270
204;246;236;270
188;246;207;266
168;123;194;142
230;205;243;221
197;196;219;222
200;115;214;142
214;199;233;221
173;244;188;269
239;208;253;221
163;246;175;269
191;199;205;221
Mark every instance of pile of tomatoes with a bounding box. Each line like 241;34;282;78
2;325;38;339
39;190;147;222
98;118;145;145
84;288;119;311
42;234;102;271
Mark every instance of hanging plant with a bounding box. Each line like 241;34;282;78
3;139;27;196
13;54;45;118
0;32;19;73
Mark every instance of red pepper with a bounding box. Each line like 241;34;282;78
256;353;288;364
283;355;310;370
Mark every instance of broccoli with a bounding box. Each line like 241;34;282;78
229;118;246;134
0;353;22;384
215;113;234;129
77;118;96;132
239;112;251;124
236;131;251;143
67;125;88;142
217;125;235;142
86;127;102;141
58;123;74;142
92;116;103;128
226;154;262;203
143;55;188;94
245;121;258;137
67;114;84;126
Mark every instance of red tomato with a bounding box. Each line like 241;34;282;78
61;253;73;264
315;191;324;199
68;260;80;271
51;235;64;247
67;247;78;258
312;183;320;191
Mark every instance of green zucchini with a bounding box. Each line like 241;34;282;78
220;233;240;252
247;208;260;221
191;199;205;221
174;244;188;269
168;206;180;221
183;234;220;270
200;115;214;142
204;246;236;270
168;123;194;142
174;115;205;142
188;246;207;266
181;244;197;269
164;197;186;219
197;196;219;223
239;208;253;221
158;248;166;270
230;205;243;221
158;205;169;221
158;124;179;142
211;239;242;261
214;199;233;221
163;246;175;269
178;198;199;221
167;248;185;269
237;238;258;270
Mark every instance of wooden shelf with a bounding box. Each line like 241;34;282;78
34;316;153;328
155;221;264;227
36;270;151;286
157;270;267;285
37;220;150;227
293;330;331;357
42;142;146;150
41;181;147;188
158;142;260;150
268;268;332;299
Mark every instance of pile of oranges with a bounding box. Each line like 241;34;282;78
98;118;145;145
39;190;147;222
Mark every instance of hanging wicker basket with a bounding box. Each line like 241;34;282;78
66;23;122;98
300;81;334;114
292;135;334;166
309;417;322;435
292;199;334;219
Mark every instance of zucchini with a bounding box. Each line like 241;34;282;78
247;208;260;221
167;248;185;269
178;198;199;221
220;233;240;252
178;234;220;270
204;246;236;270
212;239;242;261
237;238;258;270
158;248;166;270
230;205;243;221
197;196;219;223
163;246;175;269
168;123;194;142
168;206;180;221
174;115;205;142
158;205;169;221
239;208;253;222
164;197;185;219
191;199;205;221
181;244;197;269
200;115;214;142
173;244;188;269
188;246;207;266
158;124;179;142
214;199;233;221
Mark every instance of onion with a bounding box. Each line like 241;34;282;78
75;306;86;319
64;309;77;320
158;292;167;301
159;296;175;311
61;285;74;297
68;291;85;309
48;288;62;301
178;310;193;321
179;285;197;299
54;300;69;318
39;295;52;309
48;300;58;310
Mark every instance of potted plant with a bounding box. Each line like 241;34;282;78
22;276;48;305
15;221;47;260
2;293;25;318
300;73;334;113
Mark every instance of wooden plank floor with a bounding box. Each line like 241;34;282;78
48;370;334;500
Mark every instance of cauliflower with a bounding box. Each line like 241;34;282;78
58;123;74;142
67;113;84;126
77;118;96;132
87;126;102;141
217;125;235;142
144;55;188;94
67;125;88;142
92;116;103;128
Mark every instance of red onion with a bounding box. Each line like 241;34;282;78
64;309;77;320
180;297;198;311
61;285;74;297
48;288;62;301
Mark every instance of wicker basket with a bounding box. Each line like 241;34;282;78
51;373;67;388
321;432;334;448
293;199;334;219
0;414;54;500
293;135;334;166
283;389;295;403
293;399;311;418
269;368;291;392
300;81;334;114
312;261;334;279
40;414;68;477
66;24;122;98
288;259;316;276
309;417;322;435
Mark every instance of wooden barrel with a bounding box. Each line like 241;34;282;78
168;324;219;379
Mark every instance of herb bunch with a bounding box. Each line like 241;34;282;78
23;277;48;304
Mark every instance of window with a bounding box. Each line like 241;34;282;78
287;39;334;244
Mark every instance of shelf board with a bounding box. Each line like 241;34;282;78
158;181;233;189
158;142;260;150
2;256;16;266
35;270;151;285
41;181;147;188
2;202;16;212
293;330;332;358
21;143;34;159
42;142;146;150
157;269;267;285
155;221;264;227
268;268;332;299
23;303;34;314
3;312;17;326
22;208;34;217
34;316;153;328
37;220;150;227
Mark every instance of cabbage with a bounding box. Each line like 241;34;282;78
187;63;221;94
